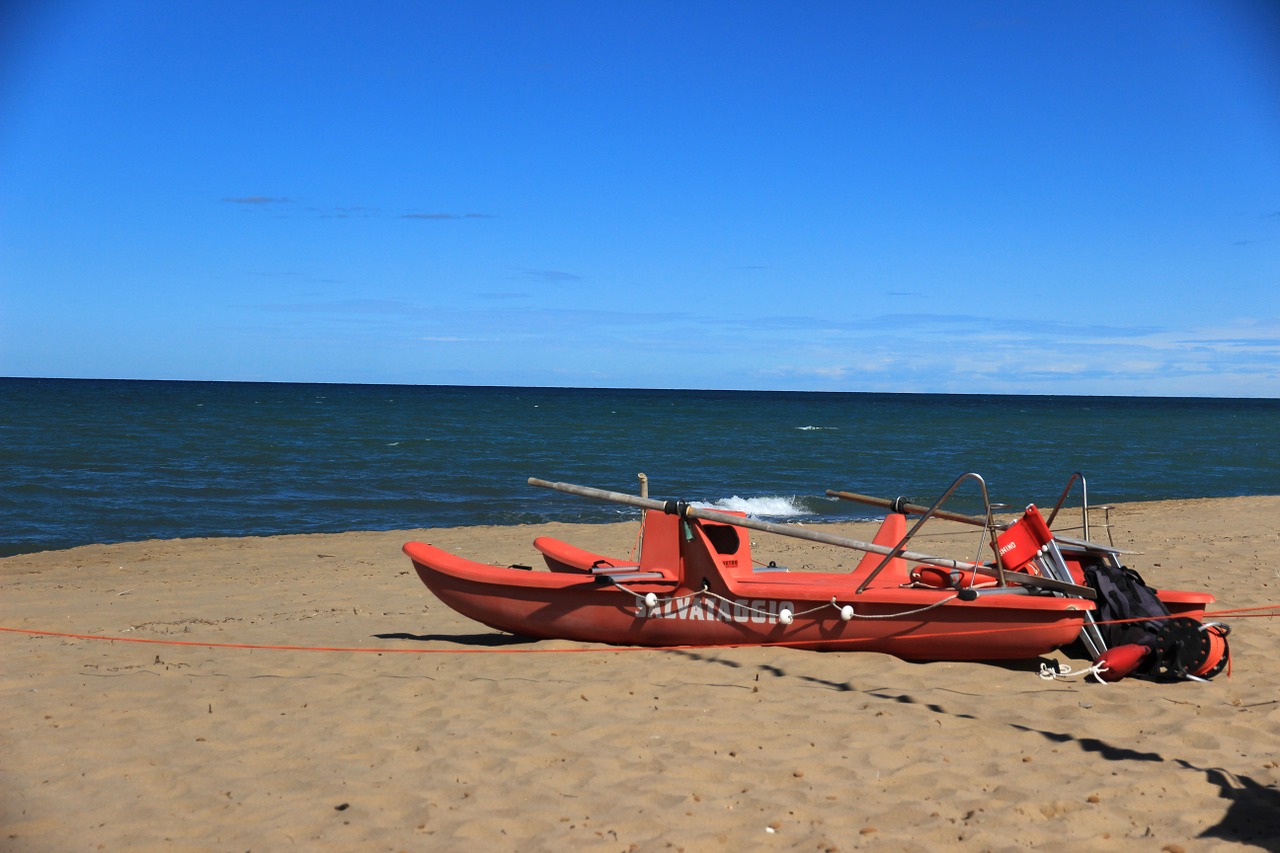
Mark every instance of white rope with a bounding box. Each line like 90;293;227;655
609;583;958;622
825;594;959;620
1038;660;1110;683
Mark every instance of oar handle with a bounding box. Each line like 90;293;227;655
528;478;1096;599
527;478;670;513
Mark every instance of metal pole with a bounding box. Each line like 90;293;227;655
828;486;1130;556
528;478;1096;598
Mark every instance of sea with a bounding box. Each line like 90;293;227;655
2;378;1278;557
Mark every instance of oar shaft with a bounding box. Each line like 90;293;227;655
827;488;1130;556
528;478;1095;598
826;489;991;528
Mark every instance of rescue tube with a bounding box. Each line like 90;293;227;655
911;566;962;589
1094;643;1149;682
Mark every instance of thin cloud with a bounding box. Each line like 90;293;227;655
312;206;381;219
401;212;496;220
481;304;686;331
222;196;292;205
255;298;415;315
219;200;492;220
521;268;582;283
761;314;1280;396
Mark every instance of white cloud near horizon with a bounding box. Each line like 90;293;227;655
213;295;1280;395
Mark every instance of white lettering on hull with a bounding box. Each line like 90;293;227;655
638;597;796;624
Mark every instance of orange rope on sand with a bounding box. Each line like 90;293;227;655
0;625;637;654
0;623;1046;654
2;605;1274;656
1203;604;1280;618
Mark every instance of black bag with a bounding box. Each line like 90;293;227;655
1083;563;1170;650
1083;562;1231;681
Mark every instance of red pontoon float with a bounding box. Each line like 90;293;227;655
402;475;1228;678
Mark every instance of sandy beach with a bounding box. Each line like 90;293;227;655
2;497;1278;852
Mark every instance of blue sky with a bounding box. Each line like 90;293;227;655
2;1;1278;396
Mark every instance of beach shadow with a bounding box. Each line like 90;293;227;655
660;649;745;670
668;649;1277;844
863;688;977;717
1180;761;1280;848
800;672;855;691
660;649;860;691
1013;723;1280;848
374;631;537;647
1010;722;1164;763
665;648;1058;694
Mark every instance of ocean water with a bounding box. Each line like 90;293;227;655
2;378;1278;557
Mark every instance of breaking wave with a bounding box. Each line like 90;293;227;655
692;494;813;519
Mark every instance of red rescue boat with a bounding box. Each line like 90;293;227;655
403;475;1228;677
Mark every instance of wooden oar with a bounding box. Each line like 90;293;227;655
528;478;1096;599
826;488;1133;555
825;489;991;527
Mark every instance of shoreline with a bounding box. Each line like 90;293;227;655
3;495;1278;850
7;493;1279;561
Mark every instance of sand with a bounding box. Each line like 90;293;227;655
2;497;1279;852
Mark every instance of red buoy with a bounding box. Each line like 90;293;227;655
1095;644;1149;682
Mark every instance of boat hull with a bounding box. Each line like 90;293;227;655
403;541;1092;660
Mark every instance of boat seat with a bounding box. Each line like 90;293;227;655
534;536;630;573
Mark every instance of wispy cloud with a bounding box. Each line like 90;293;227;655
255;298;416;315
231;291;1280;396
401;212;495;220
221;197;494;220
756;313;1280;395
521;268;582;283
313;206;381;219
222;196;292;205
